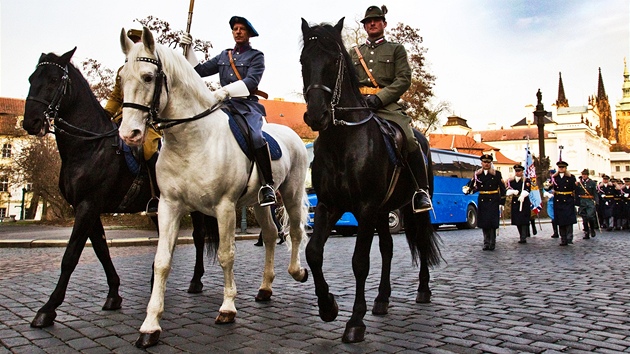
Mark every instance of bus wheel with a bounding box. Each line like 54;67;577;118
457;204;477;229
389;210;403;234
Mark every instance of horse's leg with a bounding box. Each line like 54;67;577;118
187;211;206;294
214;205;238;324
343;219;376;343
372;213;392;315
403;206;437;303
305;203;342;322
280;189;308;282
31;204;96;328
136;202;184;349
88;219;122;310
252;206;277;302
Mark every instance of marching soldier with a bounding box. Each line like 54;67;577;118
613;178;625;230
543;169;559;238
349;5;432;213
463;154;506;251
506;164;531;244
576;169;599;239
622;178;630;229
551;160;577;246
597;175;615;231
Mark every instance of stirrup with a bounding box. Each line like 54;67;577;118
258;185;276;207
141;196;159;217
412;189;432;214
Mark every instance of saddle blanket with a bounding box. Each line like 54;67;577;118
226;110;282;161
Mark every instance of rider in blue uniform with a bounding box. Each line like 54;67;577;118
181;16;275;206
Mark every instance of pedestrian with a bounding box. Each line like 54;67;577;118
550;160;577;246
597;175;615;231
349;5;431;213
180;16;276;207
463;154;506;250
543;169;559;238
576;169;599;239
506;164;531;244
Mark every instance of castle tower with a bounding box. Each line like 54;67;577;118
615;58;630;149
555;72;569;108
594;67;615;142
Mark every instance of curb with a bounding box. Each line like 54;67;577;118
0;234;260;248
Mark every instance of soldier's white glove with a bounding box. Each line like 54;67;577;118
214;80;250;102
543;191;553;199
180;33;199;67
506;189;518;196
518;194;526;203
520;191;529;198
625;193;629;198
462;186;470;194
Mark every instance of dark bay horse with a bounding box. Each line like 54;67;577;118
300;18;442;343
22;48;218;328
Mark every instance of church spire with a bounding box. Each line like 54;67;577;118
555;72;569;108
598;67;607;100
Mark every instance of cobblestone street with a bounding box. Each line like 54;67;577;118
1;224;630;353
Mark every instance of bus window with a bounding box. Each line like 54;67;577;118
434;152;460;178
458;156;480;179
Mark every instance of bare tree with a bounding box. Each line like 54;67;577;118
413;100;451;135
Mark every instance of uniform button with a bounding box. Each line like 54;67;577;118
369;59;373;63
370;51;374;55
369;69;373;72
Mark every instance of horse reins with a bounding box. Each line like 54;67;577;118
122;55;221;130
26;62;118;140
303;39;373;127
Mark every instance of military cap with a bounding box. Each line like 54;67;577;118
480;154;493;162
624;177;630;182
361;5;388;23
513;164;524;171
556;160;568;167
602;174;610;179
581;169;590;175
229;16;259;37
127;29;142;42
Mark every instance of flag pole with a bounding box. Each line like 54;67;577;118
183;0;195;56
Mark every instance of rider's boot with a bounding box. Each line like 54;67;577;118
145;152;160;215
407;147;432;213
254;143;276;207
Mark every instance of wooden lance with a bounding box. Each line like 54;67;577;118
183;0;195;56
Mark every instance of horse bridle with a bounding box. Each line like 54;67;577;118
26;62;118;140
122;55;219;130
303;38;373;127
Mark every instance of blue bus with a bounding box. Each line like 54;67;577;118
305;144;481;235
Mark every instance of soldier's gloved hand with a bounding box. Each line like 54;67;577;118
462;185;470;195
180;33;193;46
366;95;382;110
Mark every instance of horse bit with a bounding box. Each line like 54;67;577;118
122;56;220;130
26;62;117;140
303;38;373;127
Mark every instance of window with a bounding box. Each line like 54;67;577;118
0;208;6;218
616;166;621;172
0;176;8;192
1;143;11;158
626;166;630;172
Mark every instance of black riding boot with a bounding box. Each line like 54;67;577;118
530;218;537;235
589;219;597;237
407;148;432;213
254;143;276;207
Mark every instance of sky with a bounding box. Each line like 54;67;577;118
1;0;628;131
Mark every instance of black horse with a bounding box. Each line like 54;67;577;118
300;19;442;343
22;48;218;328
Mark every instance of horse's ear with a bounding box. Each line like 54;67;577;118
38;53;46;62
59;47;77;65
334;17;345;34
142;26;155;53
301;18;311;36
120;28;134;55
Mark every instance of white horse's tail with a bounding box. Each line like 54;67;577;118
278;190;309;251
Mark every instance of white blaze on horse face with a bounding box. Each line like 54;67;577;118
118;63;154;147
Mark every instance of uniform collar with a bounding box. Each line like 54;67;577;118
233;44;252;54
366;37;386;48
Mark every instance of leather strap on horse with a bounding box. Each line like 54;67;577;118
353;47;380;91
227;50;269;99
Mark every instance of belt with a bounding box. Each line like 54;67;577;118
556;191;573;195
579;195;594;199
479;190;499;194
359;87;381;95
604;195;615;198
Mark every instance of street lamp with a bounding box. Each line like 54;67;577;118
533;89;547;187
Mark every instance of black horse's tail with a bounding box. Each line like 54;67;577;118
203;215;220;261
402;205;443;267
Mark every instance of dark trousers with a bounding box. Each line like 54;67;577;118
551;220;559;236
482;228;497;249
559;224;574;243
517;225;529;241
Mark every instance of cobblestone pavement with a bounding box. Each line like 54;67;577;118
1;224;630;353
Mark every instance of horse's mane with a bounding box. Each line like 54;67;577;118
301;22;363;101
123;42;219;109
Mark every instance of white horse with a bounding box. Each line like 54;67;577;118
118;27;309;348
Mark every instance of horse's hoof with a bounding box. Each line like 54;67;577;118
135;331;161;348
255;289;272;302
215;311;236;324
300;268;309;283
187;281;203;294
318;293;338;322
342;325;366;343
31;311;56;328
102;295;122;310
372;301;389;315
416;291;432;303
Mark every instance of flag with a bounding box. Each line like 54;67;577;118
525;141;542;214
